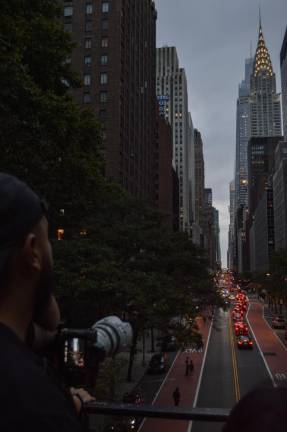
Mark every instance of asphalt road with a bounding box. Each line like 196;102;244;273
192;306;271;432
192;308;235;432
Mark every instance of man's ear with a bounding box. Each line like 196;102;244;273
22;233;42;272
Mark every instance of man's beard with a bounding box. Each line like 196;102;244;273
33;255;56;324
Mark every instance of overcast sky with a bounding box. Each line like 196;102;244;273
155;0;287;267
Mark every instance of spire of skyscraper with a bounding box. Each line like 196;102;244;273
253;12;274;77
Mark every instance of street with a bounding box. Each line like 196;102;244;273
135;298;287;432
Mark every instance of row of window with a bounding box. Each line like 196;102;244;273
83;92;108;103
84;72;108;86
84;53;108;65
64;2;109;17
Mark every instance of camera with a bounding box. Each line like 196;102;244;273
58;316;133;387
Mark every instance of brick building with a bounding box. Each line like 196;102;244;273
63;0;157;202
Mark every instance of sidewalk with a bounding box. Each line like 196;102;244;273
115;329;161;402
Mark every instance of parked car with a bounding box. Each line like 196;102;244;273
272;316;286;329
147;353;166;374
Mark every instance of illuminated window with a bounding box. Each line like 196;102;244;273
80;229;88;236
57;229;64;240
84;55;92;65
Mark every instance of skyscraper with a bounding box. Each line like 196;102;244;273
235;57;253;210
250;20;282;138
231;16;282;270
281;26;287;140
156;47;191;231
228;180;236;270
63;0;157;202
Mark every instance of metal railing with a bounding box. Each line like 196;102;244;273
84;402;230;430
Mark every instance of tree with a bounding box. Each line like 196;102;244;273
0;0;103;235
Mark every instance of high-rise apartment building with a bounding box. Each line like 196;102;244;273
281;27;287;140
235;57;253;209
156;46;191;231
63;0;157;202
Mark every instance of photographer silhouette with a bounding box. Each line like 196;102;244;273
0;174;93;431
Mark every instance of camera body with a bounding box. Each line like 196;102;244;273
58;316;133;388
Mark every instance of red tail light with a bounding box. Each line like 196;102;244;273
249;341;253;345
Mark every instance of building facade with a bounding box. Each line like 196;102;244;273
281;27;287;140
63;0;157;202
228;180;236;269
250;187;274;272
248;136;281;217
156;46;191;231
273;141;287;250
235;57;253;210
155;112;173;226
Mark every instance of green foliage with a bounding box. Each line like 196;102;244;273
0;0;103;234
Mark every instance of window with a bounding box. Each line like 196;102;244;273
85;21;92;32
83;93;91;104
100;54;108;65
102;2;109;13
64;23;72;32
86;3;93;14
85;38;92;49
100;91;107;103
84;74;91;86
102;19;109;30
64;6;73;17
101;37;108;48
84;56;92;65
100;73;108;84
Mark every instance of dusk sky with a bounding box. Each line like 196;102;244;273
155;0;287;267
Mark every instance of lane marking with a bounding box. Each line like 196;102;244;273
246;303;277;387
229;315;240;402
261;304;287;352
137;350;181;432
187;315;214;432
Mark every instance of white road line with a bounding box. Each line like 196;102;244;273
187;315;214;432
261;304;287;352
246;303;277;388
137;350;181;432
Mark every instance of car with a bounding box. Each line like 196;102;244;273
147;353;166;374
237;336;253;349
272;316;286;329
233;313;243;322
235;325;249;336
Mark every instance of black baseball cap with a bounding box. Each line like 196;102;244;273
0;173;47;272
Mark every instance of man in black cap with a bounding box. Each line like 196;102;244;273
0;173;92;431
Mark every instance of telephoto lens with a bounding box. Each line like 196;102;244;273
92;316;133;357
